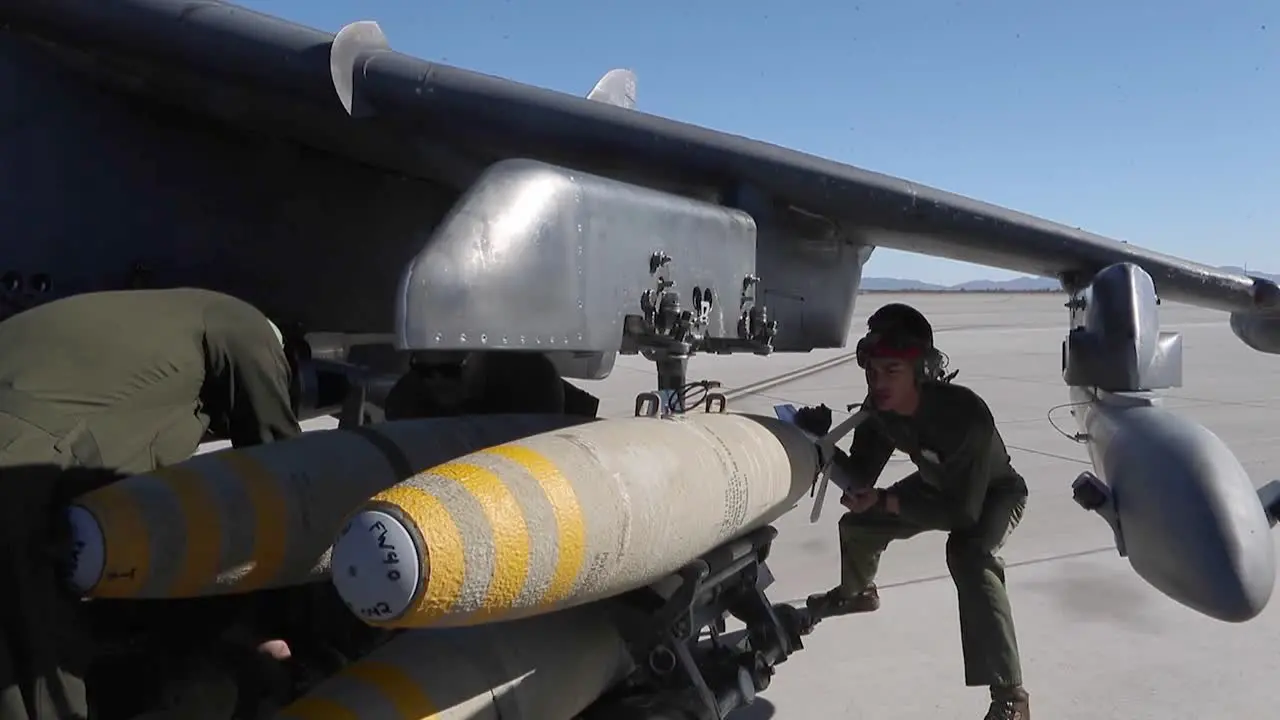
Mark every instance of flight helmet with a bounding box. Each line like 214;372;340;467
855;303;950;382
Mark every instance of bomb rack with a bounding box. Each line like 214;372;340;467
580;525;819;720
622;251;778;416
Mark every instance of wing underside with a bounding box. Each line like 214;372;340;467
2;0;1275;314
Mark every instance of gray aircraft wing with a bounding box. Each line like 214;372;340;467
2;0;1275;315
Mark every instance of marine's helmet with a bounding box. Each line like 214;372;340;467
855;303;949;382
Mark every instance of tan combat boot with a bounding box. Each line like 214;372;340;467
804;584;881;619
985;686;1029;720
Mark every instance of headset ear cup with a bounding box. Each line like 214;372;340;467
927;348;947;381
917;349;939;382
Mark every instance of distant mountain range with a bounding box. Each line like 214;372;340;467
860;265;1280;293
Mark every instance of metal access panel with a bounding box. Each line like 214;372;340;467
396;158;758;353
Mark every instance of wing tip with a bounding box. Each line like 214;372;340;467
1251;276;1280;309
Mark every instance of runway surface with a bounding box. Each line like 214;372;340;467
582;292;1280;720
218;291;1278;718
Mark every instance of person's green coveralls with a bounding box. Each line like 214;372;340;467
0;288;301;720
796;302;1031;720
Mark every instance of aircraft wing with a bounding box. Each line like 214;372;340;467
3;0;1275;315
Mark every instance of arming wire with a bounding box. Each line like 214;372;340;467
1046;399;1091;442
665;380;723;414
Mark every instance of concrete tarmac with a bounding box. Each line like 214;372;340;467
582;292;1277;720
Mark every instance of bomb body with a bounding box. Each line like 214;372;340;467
66;414;589;599
1071;387;1275;621
275;601;633;720
330;411;820;628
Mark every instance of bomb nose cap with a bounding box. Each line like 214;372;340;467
331;509;422;624
66;505;106;594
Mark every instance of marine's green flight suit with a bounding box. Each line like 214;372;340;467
832;381;1028;689
0;289;301;720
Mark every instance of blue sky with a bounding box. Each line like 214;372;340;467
239;0;1276;285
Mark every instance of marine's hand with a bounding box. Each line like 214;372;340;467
841;488;881;514
794;404;833;436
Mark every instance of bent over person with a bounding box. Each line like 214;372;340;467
0;288;302;720
794;303;1031;720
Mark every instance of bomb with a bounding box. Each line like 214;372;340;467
274;601;633;720
328;411;821;629
66;414;590;599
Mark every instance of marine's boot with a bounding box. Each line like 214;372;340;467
985;686;1029;720
804;584;880;619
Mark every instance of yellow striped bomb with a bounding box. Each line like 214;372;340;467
329;411;820;629
65;414;590;599
274;601;632;720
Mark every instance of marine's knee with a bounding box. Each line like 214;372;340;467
837;510;871;533
945;533;997;574
836;511;899;549
837;509;901;531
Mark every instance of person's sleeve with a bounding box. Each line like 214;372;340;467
892;409;995;531
204;305;302;448
832;420;896;489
